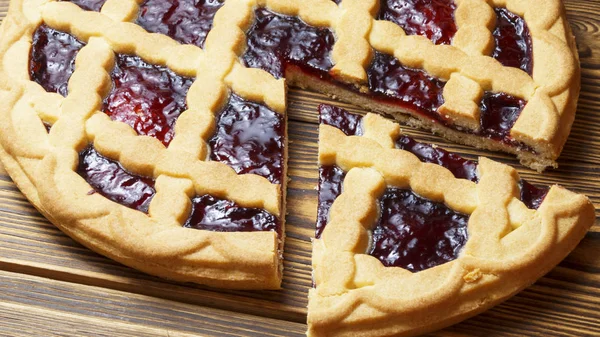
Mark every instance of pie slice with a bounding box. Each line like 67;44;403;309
309;104;594;336
0;0;288;289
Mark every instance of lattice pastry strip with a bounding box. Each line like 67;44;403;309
309;111;594;336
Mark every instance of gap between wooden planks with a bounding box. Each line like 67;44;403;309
1;0;600;336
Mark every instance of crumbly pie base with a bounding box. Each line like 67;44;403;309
309;112;594;337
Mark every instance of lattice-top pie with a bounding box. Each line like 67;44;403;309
0;0;585;291
309;104;594;336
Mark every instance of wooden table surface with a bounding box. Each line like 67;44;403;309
2;1;600;336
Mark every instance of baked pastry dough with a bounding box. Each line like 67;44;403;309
309;106;594;337
0;0;583;291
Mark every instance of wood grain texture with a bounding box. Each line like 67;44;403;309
0;270;306;337
0;0;599;336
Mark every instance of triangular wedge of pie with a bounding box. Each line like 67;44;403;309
309;104;595;336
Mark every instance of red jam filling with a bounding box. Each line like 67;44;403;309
137;0;224;48
60;0;106;11
479;92;526;142
378;0;457;45
367;51;446;119
317;104;549;251
29;25;85;97
103;54;194;146
371;188;468;271
184;194;280;234
316;165;346;239
492;8;533;75
209;93;285;185
77;147;155;213
242;8;335;79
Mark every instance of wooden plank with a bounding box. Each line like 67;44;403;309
0;270;306;337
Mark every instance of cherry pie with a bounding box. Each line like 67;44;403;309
0;0;587;303
309;105;594;336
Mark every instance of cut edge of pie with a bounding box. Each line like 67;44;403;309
308;105;594;337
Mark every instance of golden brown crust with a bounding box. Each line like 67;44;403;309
0;0;288;289
308;113;595;336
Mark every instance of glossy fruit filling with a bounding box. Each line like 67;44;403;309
77;147;155;213
378;0;457;45
370;188;469;272
209;93;285;185
29;25;85;97
61;0;106;11
316;105;549;256
103;54;194;146
479;92;527;142
137;0;224;48
243;8;335;79
184;194;280;234
492;8;533;75
367;51;446;119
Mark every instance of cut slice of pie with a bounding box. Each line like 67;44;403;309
309;104;594;336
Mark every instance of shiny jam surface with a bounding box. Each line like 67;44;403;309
209;94;285;185
519;180;549;210
184;194;279;233
103;54;194;146
396;135;479;182
318;104;363;136
492;8;533;74
479;92;527;142
316;165;346;239
77;147;155;213
367;52;446;119
370;188;469;272
242;8;335;79
29;25;85;97
61;0;106;11
137;0;224;48
378;0;457;45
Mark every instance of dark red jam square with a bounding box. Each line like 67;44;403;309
60;0;106;11
378;0;457;45
242;8;335;79
492;8;533;75
103;54;194;146
209;93;285;185
137;0;224;48
77;147;155;213
30;25;85;97
184;194;280;234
